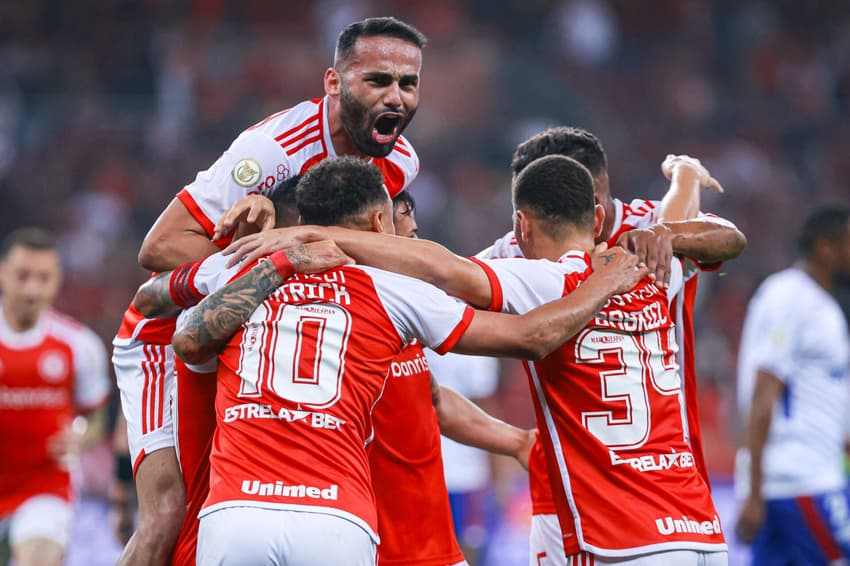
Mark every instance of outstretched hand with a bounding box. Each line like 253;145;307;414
589;243;650;295
213;194;276;241
661;154;724;193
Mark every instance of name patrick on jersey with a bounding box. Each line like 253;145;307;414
595;283;669;332
270;271;350;306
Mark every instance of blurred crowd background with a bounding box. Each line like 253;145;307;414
1;0;849;563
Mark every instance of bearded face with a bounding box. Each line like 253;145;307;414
339;81;417;158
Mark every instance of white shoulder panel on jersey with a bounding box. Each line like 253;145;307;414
479;257;585;315
355;265;470;352
49;314;111;410
190;252;243;297
182;128;294;232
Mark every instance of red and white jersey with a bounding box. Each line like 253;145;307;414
0;307;110;517
369;341;463;565
481;197;717;512
194;262;473;541
177;97;419;242
476;254;726;557
113;304;176;347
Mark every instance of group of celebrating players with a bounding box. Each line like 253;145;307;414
1;15;751;566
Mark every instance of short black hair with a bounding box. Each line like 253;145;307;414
297;156;388;227
392;190;415;214
0;227;56;260
512;126;607;178
797;204;850;257
513;155;596;238
269;175;301;227
334;17;427;65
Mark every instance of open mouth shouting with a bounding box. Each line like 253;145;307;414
371;112;404;145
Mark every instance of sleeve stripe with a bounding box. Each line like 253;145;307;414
176;189;216;238
468;256;503;312
432;306;475;355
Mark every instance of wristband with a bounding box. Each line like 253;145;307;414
269;250;296;279
114;453;133;482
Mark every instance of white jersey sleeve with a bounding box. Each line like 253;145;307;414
359;266;474;354
69;325;111;410
478;253;683;314
189;252;244;297
476;256;589;314
178;129;294;236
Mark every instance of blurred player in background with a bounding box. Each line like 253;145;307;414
735;204;850;563
0;228;110;566
138;16;425;272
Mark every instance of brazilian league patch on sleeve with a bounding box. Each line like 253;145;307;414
232;158;262;187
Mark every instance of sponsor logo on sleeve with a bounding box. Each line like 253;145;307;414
232;158;262;187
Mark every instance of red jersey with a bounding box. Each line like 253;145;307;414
177;97;419;243
477;253;725;557
369;341;464;565
0;307;110;517
195;262;473;541
482;197;716;516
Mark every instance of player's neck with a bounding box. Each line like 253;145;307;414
326;98;368;158
799;259;836;293
532;235;593;262
1;303;39;333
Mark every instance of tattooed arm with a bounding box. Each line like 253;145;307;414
132;262;201;319
172;241;353;364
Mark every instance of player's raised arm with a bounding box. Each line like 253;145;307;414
139;198;221;271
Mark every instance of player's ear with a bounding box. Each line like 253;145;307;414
593;204;605;239
325;68;340;97
516;209;531;242
371;209;386;234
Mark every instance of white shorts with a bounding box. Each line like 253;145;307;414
113;341;175;470
4;494;73;549
530;514;567;565
197;506;376;565
531;515;727;566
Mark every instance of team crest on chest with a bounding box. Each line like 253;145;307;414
38;350;68;382
232;158;262;187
